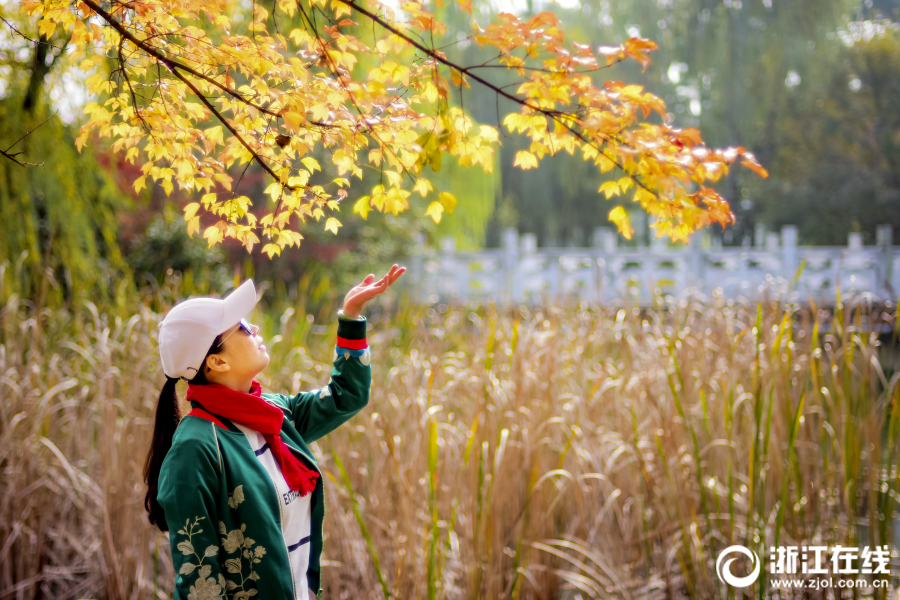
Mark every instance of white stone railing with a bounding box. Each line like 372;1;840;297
405;225;899;307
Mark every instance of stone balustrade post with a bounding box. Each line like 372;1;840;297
754;223;767;248
689;232;704;290
440;236;461;301
410;232;426;303
877;224;893;299
502;227;519;304
781;225;798;282
593;227;614;303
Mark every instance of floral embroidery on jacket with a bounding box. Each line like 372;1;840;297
218;485;267;597
228;485;245;509
218;521;267;596
175;516;225;600
174;486;268;600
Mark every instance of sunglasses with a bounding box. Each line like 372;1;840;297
217;319;258;349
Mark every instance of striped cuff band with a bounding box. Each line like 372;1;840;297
336;336;368;350
336;315;367;349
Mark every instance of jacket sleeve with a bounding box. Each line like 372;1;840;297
157;424;228;600
285;311;372;444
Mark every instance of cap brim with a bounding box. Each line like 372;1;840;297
221;279;258;332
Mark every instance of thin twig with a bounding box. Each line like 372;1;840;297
80;0;283;118
0;110;57;167
333;0;655;194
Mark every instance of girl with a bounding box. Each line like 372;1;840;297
144;265;405;600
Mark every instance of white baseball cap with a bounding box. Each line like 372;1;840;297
157;279;258;380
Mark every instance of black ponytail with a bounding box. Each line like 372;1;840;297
143;376;180;531
144;333;224;532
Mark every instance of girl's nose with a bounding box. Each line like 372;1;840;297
250;323;260;335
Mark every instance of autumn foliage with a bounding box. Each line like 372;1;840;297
22;0;767;257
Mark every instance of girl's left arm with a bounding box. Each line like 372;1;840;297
280;311;372;443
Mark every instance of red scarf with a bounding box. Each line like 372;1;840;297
186;379;319;496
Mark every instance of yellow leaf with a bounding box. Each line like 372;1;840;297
414;178;433;197
384;170;402;187
325;217;341;234
289;171;310;187
617;176;634;193
38;18;56;39
133;176;147;194
262;243;282;258
205;126;224;147
478;125;499;144
215;173;233;191
608;206;634;240
301;157;321;172
513;150;538;170
173;158;193;180
503;113;524;133
264;182;282;202
284;111;305;133
597;154;616;174
203;224;223;247
391;64;410;86
353;195;371;219
450;69;470;88
439;191;457;213
598;180;620;199
634;188;655;207
184;202;201;221
187;216;201;238
425;201;444;223
84;72;106;90
309;104;330;123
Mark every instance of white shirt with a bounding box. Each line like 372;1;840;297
234;421;313;600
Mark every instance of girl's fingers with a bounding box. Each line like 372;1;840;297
344;266;405;308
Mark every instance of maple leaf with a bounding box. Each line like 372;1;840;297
608;206;634;240
513;151;538;170
425;201;444;223
20;0;766;254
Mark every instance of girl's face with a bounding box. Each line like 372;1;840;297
206;320;269;381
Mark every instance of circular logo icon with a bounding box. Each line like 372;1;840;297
716;545;761;588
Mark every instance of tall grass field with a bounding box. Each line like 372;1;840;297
1;264;899;599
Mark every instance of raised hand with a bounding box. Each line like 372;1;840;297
341;264;406;318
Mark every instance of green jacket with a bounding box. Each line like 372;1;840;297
157;316;370;599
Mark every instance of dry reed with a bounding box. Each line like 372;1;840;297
1;263;898;599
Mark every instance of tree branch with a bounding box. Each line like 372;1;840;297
80;0;282;118
332;0;649;191
164;56;296;190
1;111;56;167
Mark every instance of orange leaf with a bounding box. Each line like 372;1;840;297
741;159;769;179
